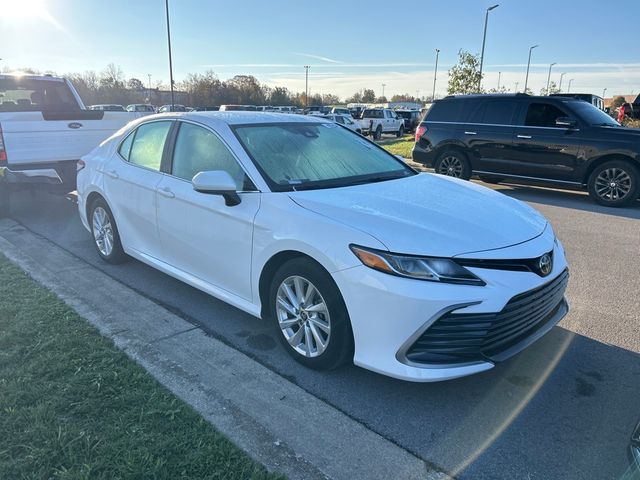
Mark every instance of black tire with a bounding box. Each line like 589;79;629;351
587;160;640;207
268;257;354;370
478;174;504;185
89;197;127;264
396;125;404;138
434;149;472;180
374;125;382;140
0;182;10;218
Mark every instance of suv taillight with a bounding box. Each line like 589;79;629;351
0;123;6;163
415;124;427;142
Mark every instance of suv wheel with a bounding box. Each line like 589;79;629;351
90;197;127;264
396;125;404;138
269;258;353;370
588;160;640;207
435;150;472;180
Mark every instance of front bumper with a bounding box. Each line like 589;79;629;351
332;236;569;382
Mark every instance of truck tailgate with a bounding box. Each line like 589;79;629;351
1;111;142;167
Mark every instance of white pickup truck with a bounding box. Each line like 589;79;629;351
0;74;143;216
356;108;405;140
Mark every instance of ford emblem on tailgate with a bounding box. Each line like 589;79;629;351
68;122;83;129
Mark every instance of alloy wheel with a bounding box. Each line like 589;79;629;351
594;167;632;201
92;206;114;256
276;275;331;358
438;155;464;177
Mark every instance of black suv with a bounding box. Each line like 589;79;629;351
395;109;422;132
412;94;640;207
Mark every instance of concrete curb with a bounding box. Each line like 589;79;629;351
0;218;450;480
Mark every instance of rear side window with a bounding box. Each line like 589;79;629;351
0;78;78;112
471;100;518;125
127;121;172;171
363;109;383;119
118;131;135;160
426;99;479;123
524;103;568;128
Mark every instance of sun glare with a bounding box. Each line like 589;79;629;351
0;0;65;31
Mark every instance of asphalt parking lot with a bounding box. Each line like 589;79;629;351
6;183;640;480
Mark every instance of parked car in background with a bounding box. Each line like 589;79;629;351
125;104;156;114
357;108;405;139
77;111;568;382
550;93;604;111
322;113;362;133
412;93;640;207
256;106;276;112
330;107;352;117
219;105;257;112
395;109;422;132
158;104;188;112
0;74;143;216
88;104;126;111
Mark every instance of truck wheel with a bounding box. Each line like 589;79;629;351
434;150;472;180
374;125;382;140
587;160;640;207
396;125;404;138
0;183;10;218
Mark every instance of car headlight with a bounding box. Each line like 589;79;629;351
350;245;485;286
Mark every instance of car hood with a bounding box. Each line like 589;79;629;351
289;173;548;258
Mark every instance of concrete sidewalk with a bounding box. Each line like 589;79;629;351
0;218;449;480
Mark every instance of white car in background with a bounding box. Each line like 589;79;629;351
323;113;362;134
77;112;569;382
126;104;156;115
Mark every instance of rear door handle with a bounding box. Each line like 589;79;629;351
464;131;477;135
157;187;175;199
105;169;119;179
517;135;532;139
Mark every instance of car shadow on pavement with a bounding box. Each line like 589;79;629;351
489;183;640;220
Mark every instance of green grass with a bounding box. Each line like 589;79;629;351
378;135;415;159
0;255;284;480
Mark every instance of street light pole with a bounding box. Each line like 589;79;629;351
514;81;519;92
478;4;499;92
147;74;152;103
567;78;574;93
304;65;310;108
381;83;386;100
497;71;501;90
432;48;440;101
559;72;566;92
523;44;539;93
602;87;607;99
545;62;556;95
164;0;175;108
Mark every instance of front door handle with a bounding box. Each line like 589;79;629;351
157;187;175;199
105;169;119;179
464;131;477;135
517;135;532;139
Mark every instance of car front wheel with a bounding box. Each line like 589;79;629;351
588;160;640;207
90;197;127;264
269;258;353;370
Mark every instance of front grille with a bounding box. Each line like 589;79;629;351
405;269;569;365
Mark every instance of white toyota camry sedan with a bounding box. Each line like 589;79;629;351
77;112;569;382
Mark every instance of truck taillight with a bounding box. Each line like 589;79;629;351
415;124;427;142
0;124;6;163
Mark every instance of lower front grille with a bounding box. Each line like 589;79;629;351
405;269;569;365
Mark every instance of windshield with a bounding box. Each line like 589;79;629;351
569;101;620;127
234;122;415;191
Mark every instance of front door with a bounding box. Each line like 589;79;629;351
155;121;260;301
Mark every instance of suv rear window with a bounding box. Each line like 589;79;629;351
0;78;79;112
469;100;518;125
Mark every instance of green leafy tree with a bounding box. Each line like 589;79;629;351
447;49;482;95
361;89;376;103
540;81;560;96
610;95;626;111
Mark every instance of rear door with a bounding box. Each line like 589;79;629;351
505;100;583;180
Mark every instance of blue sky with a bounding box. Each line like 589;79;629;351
1;0;639;99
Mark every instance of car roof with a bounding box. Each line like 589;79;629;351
441;93;583;102
143;111;330;127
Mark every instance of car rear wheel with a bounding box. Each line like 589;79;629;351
435;150;472;180
587;160;640;207
90;197;127;264
269;257;353;370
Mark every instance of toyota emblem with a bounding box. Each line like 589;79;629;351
538;253;552;276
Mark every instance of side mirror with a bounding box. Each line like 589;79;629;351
556;117;577;129
192;170;241;206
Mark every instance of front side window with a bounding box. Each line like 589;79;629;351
128;121;172;171
234;122;415;192
524;103;568;128
171;122;246;188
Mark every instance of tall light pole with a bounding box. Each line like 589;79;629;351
164;0;175;108
381;83;386;100
602;87;607;99
432;48;440;101
478;4;499;92
523;44;539;94
497;71;501;90
147;74;152;103
558;72;567;92
545;62;556;96
514;81;519;92
304;65;310;108
567;78;574;93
